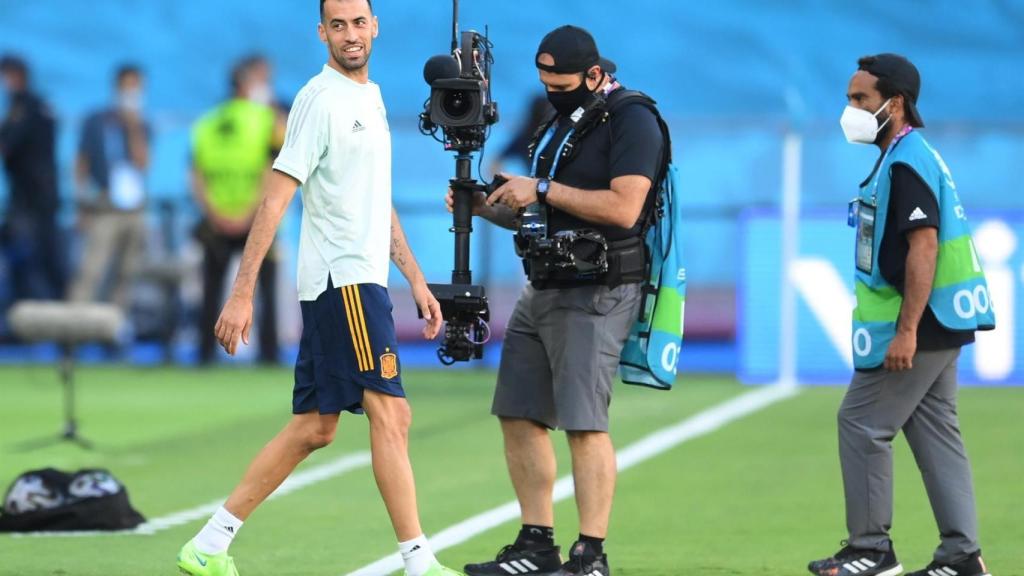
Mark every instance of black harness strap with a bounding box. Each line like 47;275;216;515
526;90;672;237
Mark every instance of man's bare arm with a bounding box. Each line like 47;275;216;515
898;227;938;335
445;188;518;230
478;202;519;231
546;175;650;229
391;207;425;284
486;174;651;230
230;170;299;298
884;226;938;371
391;207;444;338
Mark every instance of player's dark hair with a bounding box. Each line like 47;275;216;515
857;56;914;125
115;63;142;86
229;54;266;94
321;0;373;20
0;54;30;83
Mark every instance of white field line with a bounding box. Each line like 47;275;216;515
11;451;372;538
345;381;799;576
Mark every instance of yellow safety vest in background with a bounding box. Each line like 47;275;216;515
191;99;275;219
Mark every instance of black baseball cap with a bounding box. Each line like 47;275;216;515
858;53;925;128
536;25;616;75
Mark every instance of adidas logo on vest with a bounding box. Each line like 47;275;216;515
352;120;366;133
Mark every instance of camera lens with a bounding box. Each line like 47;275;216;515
442;90;471;118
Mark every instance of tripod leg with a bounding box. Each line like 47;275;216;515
11;351;92;451
61;355;75;439
60;354;92;449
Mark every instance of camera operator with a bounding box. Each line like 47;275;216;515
448;25;665;576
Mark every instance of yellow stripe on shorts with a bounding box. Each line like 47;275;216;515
351;285;375;372
341;286;369;371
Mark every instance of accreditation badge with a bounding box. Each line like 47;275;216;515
855;200;875;275
847;198;859;228
109;161;145;211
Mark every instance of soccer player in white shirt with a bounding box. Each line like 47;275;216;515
176;1;462;575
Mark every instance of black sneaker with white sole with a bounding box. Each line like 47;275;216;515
464;542;562;576
905;551;991;576
550;541;610;576
808;543;902;576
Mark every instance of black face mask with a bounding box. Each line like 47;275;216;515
546;76;594;117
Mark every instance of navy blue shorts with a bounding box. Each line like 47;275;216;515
293;277;404;415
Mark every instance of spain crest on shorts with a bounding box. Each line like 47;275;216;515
380;351;399;379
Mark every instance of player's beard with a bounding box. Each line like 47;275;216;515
331;42;371;72
872;109;893;146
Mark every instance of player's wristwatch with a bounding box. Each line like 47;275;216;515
536;178;551;205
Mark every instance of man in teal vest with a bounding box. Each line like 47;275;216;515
808;55;996;576
192;57;285;365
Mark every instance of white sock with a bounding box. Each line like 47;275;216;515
193;506;243;555
399;534;438;576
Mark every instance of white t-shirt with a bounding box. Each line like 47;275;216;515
273;65;392;301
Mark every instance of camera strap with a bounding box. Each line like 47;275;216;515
527;93;611;178
530;122;576;179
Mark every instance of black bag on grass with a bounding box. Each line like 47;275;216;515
0;468;145;532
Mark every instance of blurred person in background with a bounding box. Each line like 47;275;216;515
0;54;65;306
176;1;459;575
808;54;995;576
70;64;150;308
239;54;289;145
190;56;284;366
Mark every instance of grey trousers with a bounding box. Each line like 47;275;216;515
69;210;146;308
839;347;980;563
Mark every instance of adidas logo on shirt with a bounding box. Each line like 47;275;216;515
352;120;366;133
909;207;928;221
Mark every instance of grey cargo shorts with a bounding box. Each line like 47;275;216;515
493;283;642;431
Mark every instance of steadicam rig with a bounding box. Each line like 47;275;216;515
418;0;499;364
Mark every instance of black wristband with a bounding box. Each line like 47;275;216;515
536;178;551;205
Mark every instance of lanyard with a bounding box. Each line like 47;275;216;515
103;118;129;165
530;79;623;179
868;125;914;205
530;124;575;179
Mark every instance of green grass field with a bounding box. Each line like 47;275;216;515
0;366;1021;576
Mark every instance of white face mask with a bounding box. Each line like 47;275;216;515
249;83;273;106
840;97;892;144
118;88;143;113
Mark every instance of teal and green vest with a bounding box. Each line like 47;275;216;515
191;99;275;219
852;130;995;369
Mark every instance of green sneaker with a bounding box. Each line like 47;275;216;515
418;563;465;576
177;539;240;576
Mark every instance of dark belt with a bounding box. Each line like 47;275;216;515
532;235;646;290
